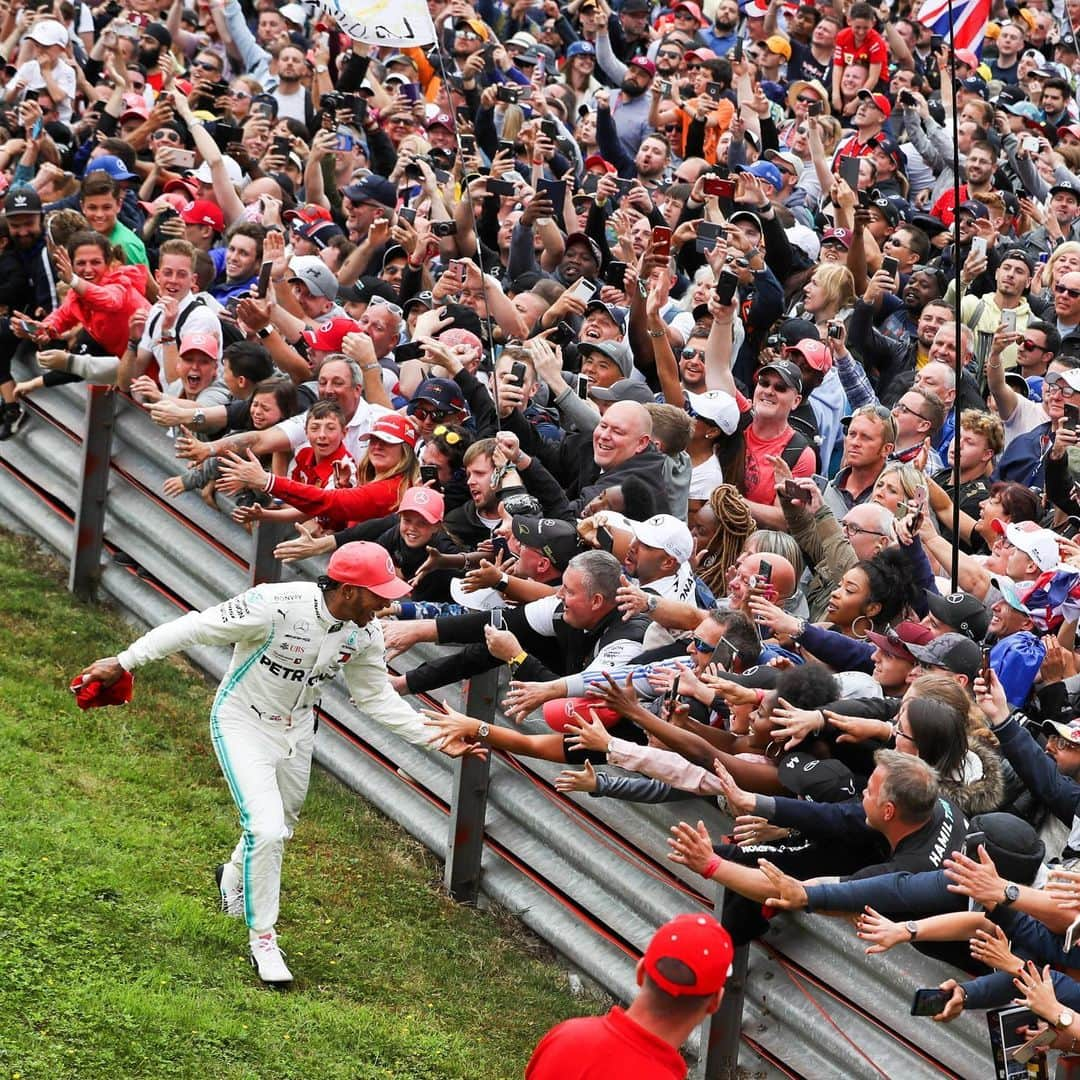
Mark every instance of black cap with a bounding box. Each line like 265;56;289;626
777;318;820;345
923;589;990;641
4;187;42;216
969;812;1044;886
337;275;399;305
999;246;1035;272
907;633;984;682
777;752;859;803
511;516;582;571
758;358;803;393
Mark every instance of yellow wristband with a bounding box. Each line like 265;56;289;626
507;651;527;667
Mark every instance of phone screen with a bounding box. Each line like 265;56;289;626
839;155;861;192
256;260;272;299
911;988;950;1017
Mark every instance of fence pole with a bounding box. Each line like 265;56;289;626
69;385;116;602
249;518;290;586
444;665;496;903
701;889;748;1079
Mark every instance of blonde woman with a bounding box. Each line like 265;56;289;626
792;262;856;333
871;462;928;518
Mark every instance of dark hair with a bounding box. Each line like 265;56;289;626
66;228;111;261
1027;319;1060;355
224;340;274;384
774;661;840;711
98;138;137;173
896;225;930;262
848;2;875;19
618;473;662;519
306;399;347;426
904;696;968;779
1044;76;1073;99
223;220;267;261
858;547;920;628
81;172;119;200
710;609;760;671
968;138;998;162
987;480;1040;523
251;377;299;418
429;423;474;470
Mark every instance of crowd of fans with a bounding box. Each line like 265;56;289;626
15;0;1080;1065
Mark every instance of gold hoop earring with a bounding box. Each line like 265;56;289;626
851;614;873;639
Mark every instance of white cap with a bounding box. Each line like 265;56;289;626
685;389;740;435
195;154;243;187
279;3;307;25
28;19;67;47
629;514;694;564
1004;522;1062;572
1061;369;1080;393
507;31;537;49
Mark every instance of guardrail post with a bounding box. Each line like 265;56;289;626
444;665;496;903
249;518;290;586
69;385;115;602
701;889;748;1079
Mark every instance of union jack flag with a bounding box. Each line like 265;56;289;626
1020;570;1080;632
915;0;993;58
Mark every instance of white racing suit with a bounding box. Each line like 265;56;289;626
117;581;430;933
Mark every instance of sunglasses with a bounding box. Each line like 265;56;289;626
756;377;791;392
1022;338;1048;350
415;406;452;422
690;636;718;654
796;95;820;104
369;295;403;316
1057;284;1080;299
151;130;180;142
681;347;706;360
432;423;461;444
192;58;221;71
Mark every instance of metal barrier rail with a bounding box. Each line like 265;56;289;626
0;375;997;1079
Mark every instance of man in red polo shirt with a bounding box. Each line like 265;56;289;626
526;912;733;1079
832;1;888;109
834;89;890;167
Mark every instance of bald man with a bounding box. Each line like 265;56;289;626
1054;270;1080;340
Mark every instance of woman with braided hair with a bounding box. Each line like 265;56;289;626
693;484;755;598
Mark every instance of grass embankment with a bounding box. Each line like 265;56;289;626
0;531;589;1080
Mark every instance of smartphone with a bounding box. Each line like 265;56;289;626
495;85;521;105
705;81;723;101
497;139;515;157
783;479;804;500
663;677;679;716
394;340;424;362
399;83;421;103
757;559;773;585
509;360;528;387
576;373;590;399
486;178;518;197
460;133;476;155
30;116;42;139
490;608;505;630
540;118;558;141
807;100;824;117
613;177;635;199
1065;913;1080;953
256;260;272;299
732;38;743;62
651;226;672;258
212;121;243;152
1000;309;1017;332
930;33;944;51
715;269;739;305
1022;135;1040;153
839;155;861;191
251;96;277;120
19;318;38;335
537;177;566;209
898;90;916;108
398;206;417;226
695;237;718;254
1066;403;1080;432
970;236;988;258
171;148;196;170
657;79;671;96
432;220;458;237
911;988;951;1017
697;221;723;240
595;524;614;552
603;260;628;290
420;464;441;488
272;135;292;158
880;255;900;279
334;132;354;152
568;277;597;304
703;176;736;199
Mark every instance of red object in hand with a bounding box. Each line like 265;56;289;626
70;670;134;709
543;697;620;733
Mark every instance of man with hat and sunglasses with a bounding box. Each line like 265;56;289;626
75;542;476;988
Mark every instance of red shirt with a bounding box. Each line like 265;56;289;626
289;443;356;489
526;1006;687;1080
929;185;971;229
833;27;888;72
742;424;816;505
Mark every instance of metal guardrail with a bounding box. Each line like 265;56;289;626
0;373;998;1079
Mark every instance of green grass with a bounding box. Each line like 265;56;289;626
0;531;591;1080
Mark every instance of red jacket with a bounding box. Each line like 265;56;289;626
41;264;150;357
267;473;406;532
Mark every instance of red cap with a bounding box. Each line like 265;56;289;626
673;1;708;24
628;56;657;77
954;48;980;69
179;331;220;356
70;670;134;709
398;485;444;522
643;913;734;996
180;199;225;232
684;47;717;61
857;90;892;118
163;176;201;201
302;316;363;353
865;620;934;661
542;697;621;733
583;154;617;174
283;201;334;225
326;541;411;598
361;412;418;448
427;111;455;130
120;92;150;121
784;339;832;374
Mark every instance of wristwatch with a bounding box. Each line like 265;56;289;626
256;325;273;339
645;594;659;613
1057;1010;1076;1031
315;64;328;74
192;408;206;427
1002;882;1021;905
905;920;918;942
493;572;510;592
476;722;490;740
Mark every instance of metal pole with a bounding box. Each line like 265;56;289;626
69;384;115;602
444;665;496;902
248;518;290;586
701;888;748;1079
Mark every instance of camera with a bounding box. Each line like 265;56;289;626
432;220;458;237
496;85;522;105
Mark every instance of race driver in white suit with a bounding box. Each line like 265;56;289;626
76;542;474;988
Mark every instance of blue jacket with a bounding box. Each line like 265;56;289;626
993;421;1052;490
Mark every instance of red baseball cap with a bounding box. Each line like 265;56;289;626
856;89;891;118
628;56;657;77
361;412;418;448
283;201;334;225
70;670;134;709
302;316;363;353
163;176;201;201
179;331;220;356
864;620;934;662
180;199;225;232
784;339;832;374
673;1;708;24
398;485;445;522
643;913;734;996
326;541;411;598
542;696;621;733
583;154;617;174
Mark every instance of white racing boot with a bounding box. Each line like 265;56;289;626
249;930;293;988
215;863;245;917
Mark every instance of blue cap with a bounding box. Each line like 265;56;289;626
343;173;397;209
1027;375;1045;402
735;160;783;191
566;40;596;58
86;154;138;181
407;377;467;414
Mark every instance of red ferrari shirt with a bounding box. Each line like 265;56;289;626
526;1006;688;1079
833;27;888;72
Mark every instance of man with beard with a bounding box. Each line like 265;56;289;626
0;188;53;440
880;266;945;344
787;12;839;84
700;0;739;55
952;248;1035;366
137;23;171;94
930;142;998;227
272;44;314;126
594;62;655;162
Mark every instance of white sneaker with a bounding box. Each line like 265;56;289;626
249;931;293;987
215;863;244;918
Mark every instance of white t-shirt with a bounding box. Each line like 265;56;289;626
274;84;307;123
140;294;224;388
688;455;723;502
1002;394;1050;443
16;58;76;122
